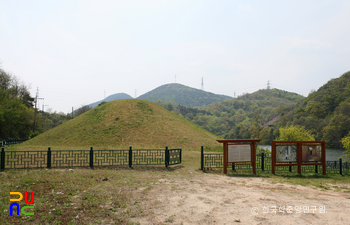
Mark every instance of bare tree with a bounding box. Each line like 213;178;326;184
74;105;92;117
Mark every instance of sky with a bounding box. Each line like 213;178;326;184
1;0;349;113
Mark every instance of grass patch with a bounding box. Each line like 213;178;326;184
14;99;221;150
0;167;160;224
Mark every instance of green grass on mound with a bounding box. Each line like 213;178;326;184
18;99;221;150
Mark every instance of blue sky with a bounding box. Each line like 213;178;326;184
1;0;349;113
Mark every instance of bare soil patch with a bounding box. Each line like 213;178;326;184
131;172;350;225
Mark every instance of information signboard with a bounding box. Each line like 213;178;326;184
228;144;251;162
271;141;326;175
217;139;262;174
276;145;297;162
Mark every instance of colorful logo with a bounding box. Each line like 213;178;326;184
10;192;35;216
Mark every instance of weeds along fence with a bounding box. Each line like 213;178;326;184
0;139;28;147
201;147;350;176
0;146;181;170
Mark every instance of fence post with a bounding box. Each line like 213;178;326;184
315;165;318;174
165;146;169;168
180;148;182;164
129;146;132;168
261;153;264;171
201;146;204;171
47;147;51;168
340;158;343;175
1;148;5;170
90;147;93;168
288;162;292;172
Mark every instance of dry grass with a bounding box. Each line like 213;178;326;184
0;166;169;224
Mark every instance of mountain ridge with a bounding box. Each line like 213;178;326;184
137;83;233;107
88;93;133;108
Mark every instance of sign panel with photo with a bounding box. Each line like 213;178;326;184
302;145;322;162
276;145;297;162
228;144;251;162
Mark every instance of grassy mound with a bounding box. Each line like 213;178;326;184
19;99;221;150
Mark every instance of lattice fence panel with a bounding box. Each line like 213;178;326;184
203;153;223;168
4;151;47;169
133;149;165;165
94;150;129;166
51;150;90;168
169;149;181;165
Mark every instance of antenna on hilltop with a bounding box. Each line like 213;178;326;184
267;80;271;90
201;77;204;90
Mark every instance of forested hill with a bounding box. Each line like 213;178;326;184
282;71;350;148
137;83;233;107
236;88;304;107
89;93;133;108
156;88;304;139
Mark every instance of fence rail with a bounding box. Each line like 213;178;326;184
201;148;350;175
0;147;182;170
0;139;28;147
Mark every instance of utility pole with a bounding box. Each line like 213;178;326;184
267;81;270;90
42;103;49;112
33;87;44;132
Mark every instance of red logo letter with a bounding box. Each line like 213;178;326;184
24;192;34;204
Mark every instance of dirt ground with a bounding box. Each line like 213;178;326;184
130;172;350;225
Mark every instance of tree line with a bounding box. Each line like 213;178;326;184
157;73;350;150
0;66;73;140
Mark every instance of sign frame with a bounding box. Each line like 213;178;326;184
272;141;326;175
217;139;262;174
